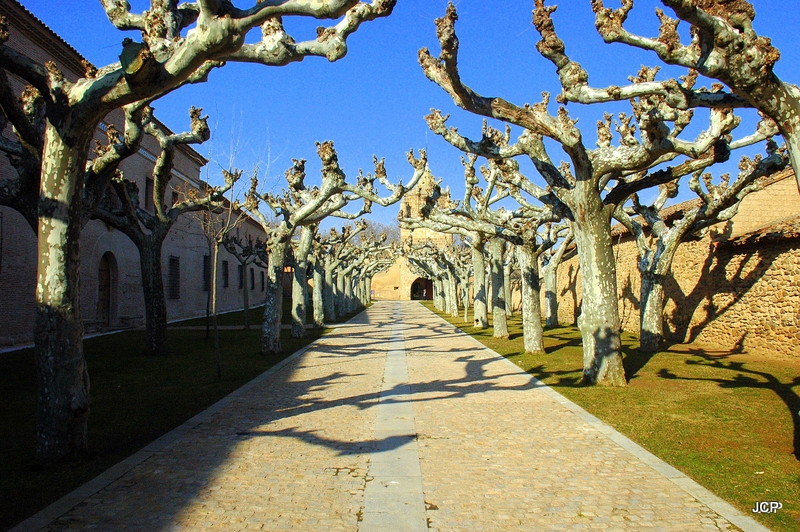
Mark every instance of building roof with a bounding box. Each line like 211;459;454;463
721;214;800;247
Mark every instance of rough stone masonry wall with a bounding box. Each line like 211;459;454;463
552;233;800;359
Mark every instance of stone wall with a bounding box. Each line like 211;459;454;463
552;233;800;358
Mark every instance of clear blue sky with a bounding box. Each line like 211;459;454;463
17;1;800;227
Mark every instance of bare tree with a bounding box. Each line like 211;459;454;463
418;2;764;386
221;232;266;330
585;0;800;189
318;221;368;321
615;140;787;351
246;142;427;354
93;106;230;355
0;0;396;462
541;222;574;329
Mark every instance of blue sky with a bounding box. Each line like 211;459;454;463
17;1;800;227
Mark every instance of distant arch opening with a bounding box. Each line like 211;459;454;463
410;277;433;300
98;252;118;326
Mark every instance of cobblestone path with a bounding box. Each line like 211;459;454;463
17;301;766;531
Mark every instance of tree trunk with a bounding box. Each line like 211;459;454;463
448;271;459;317
459;273;470;323
344;273;354;313
336;272;346;318
261;241;287;354
517;245;545;355
291;262;308;338
211;242;221;381
242;259;251;330
313;259;325;327
138;237;169;355
291;228;314;338
487;238;508;339
34;127;92;463
503;256;513;317
543;263;559;329
639;271;666;352
573;217;626;386
471;244;488;328
324;263;336;322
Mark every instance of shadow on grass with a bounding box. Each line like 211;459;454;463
657;347;800;462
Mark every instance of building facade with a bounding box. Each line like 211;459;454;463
371;169;453;300
0;1;268;348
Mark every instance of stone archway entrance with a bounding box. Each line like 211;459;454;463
410;277;433;300
97;252;117;326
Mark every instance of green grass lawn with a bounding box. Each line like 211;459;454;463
424;302;800;532
0;302;365;531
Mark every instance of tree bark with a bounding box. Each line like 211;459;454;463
503;256;513;317
261;241;287;354
459;273;471;323
291;227;315;338
211;242;221;381
543;264;559;329
517;245;545;355
336;272;346;318
471;243;488;328
138;237;169;356
323;262;336;322
447;271;459;317
242;260;251;330
487;237;508;339
34;126;92;463
573;217;626;386
312;258;325;328
639;271;666;352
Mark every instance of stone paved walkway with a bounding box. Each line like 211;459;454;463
14;301;767;531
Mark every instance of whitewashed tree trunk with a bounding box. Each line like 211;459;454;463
517;245;545;354
487;237;508;339
471;244;488;328
459;272;471;323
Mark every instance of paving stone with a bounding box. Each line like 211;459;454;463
15;301;770;532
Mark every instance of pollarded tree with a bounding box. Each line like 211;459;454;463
615;139;787;351
419;2;759;385
0;0;396;463
290;223;319;338
586;0;800;189
93;106;232;356
221;232;266;330
318;221;368;321
541;222;574;329
247;142;427;354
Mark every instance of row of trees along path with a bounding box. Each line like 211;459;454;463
416;1;790;386
1;0;798;467
0;0;398;464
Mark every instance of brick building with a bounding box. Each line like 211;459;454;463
0;0;268;348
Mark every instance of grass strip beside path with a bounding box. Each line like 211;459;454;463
423;301;800;532
1;304;364;531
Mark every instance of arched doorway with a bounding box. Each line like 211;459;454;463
410;277;433;300
97;252;117;326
